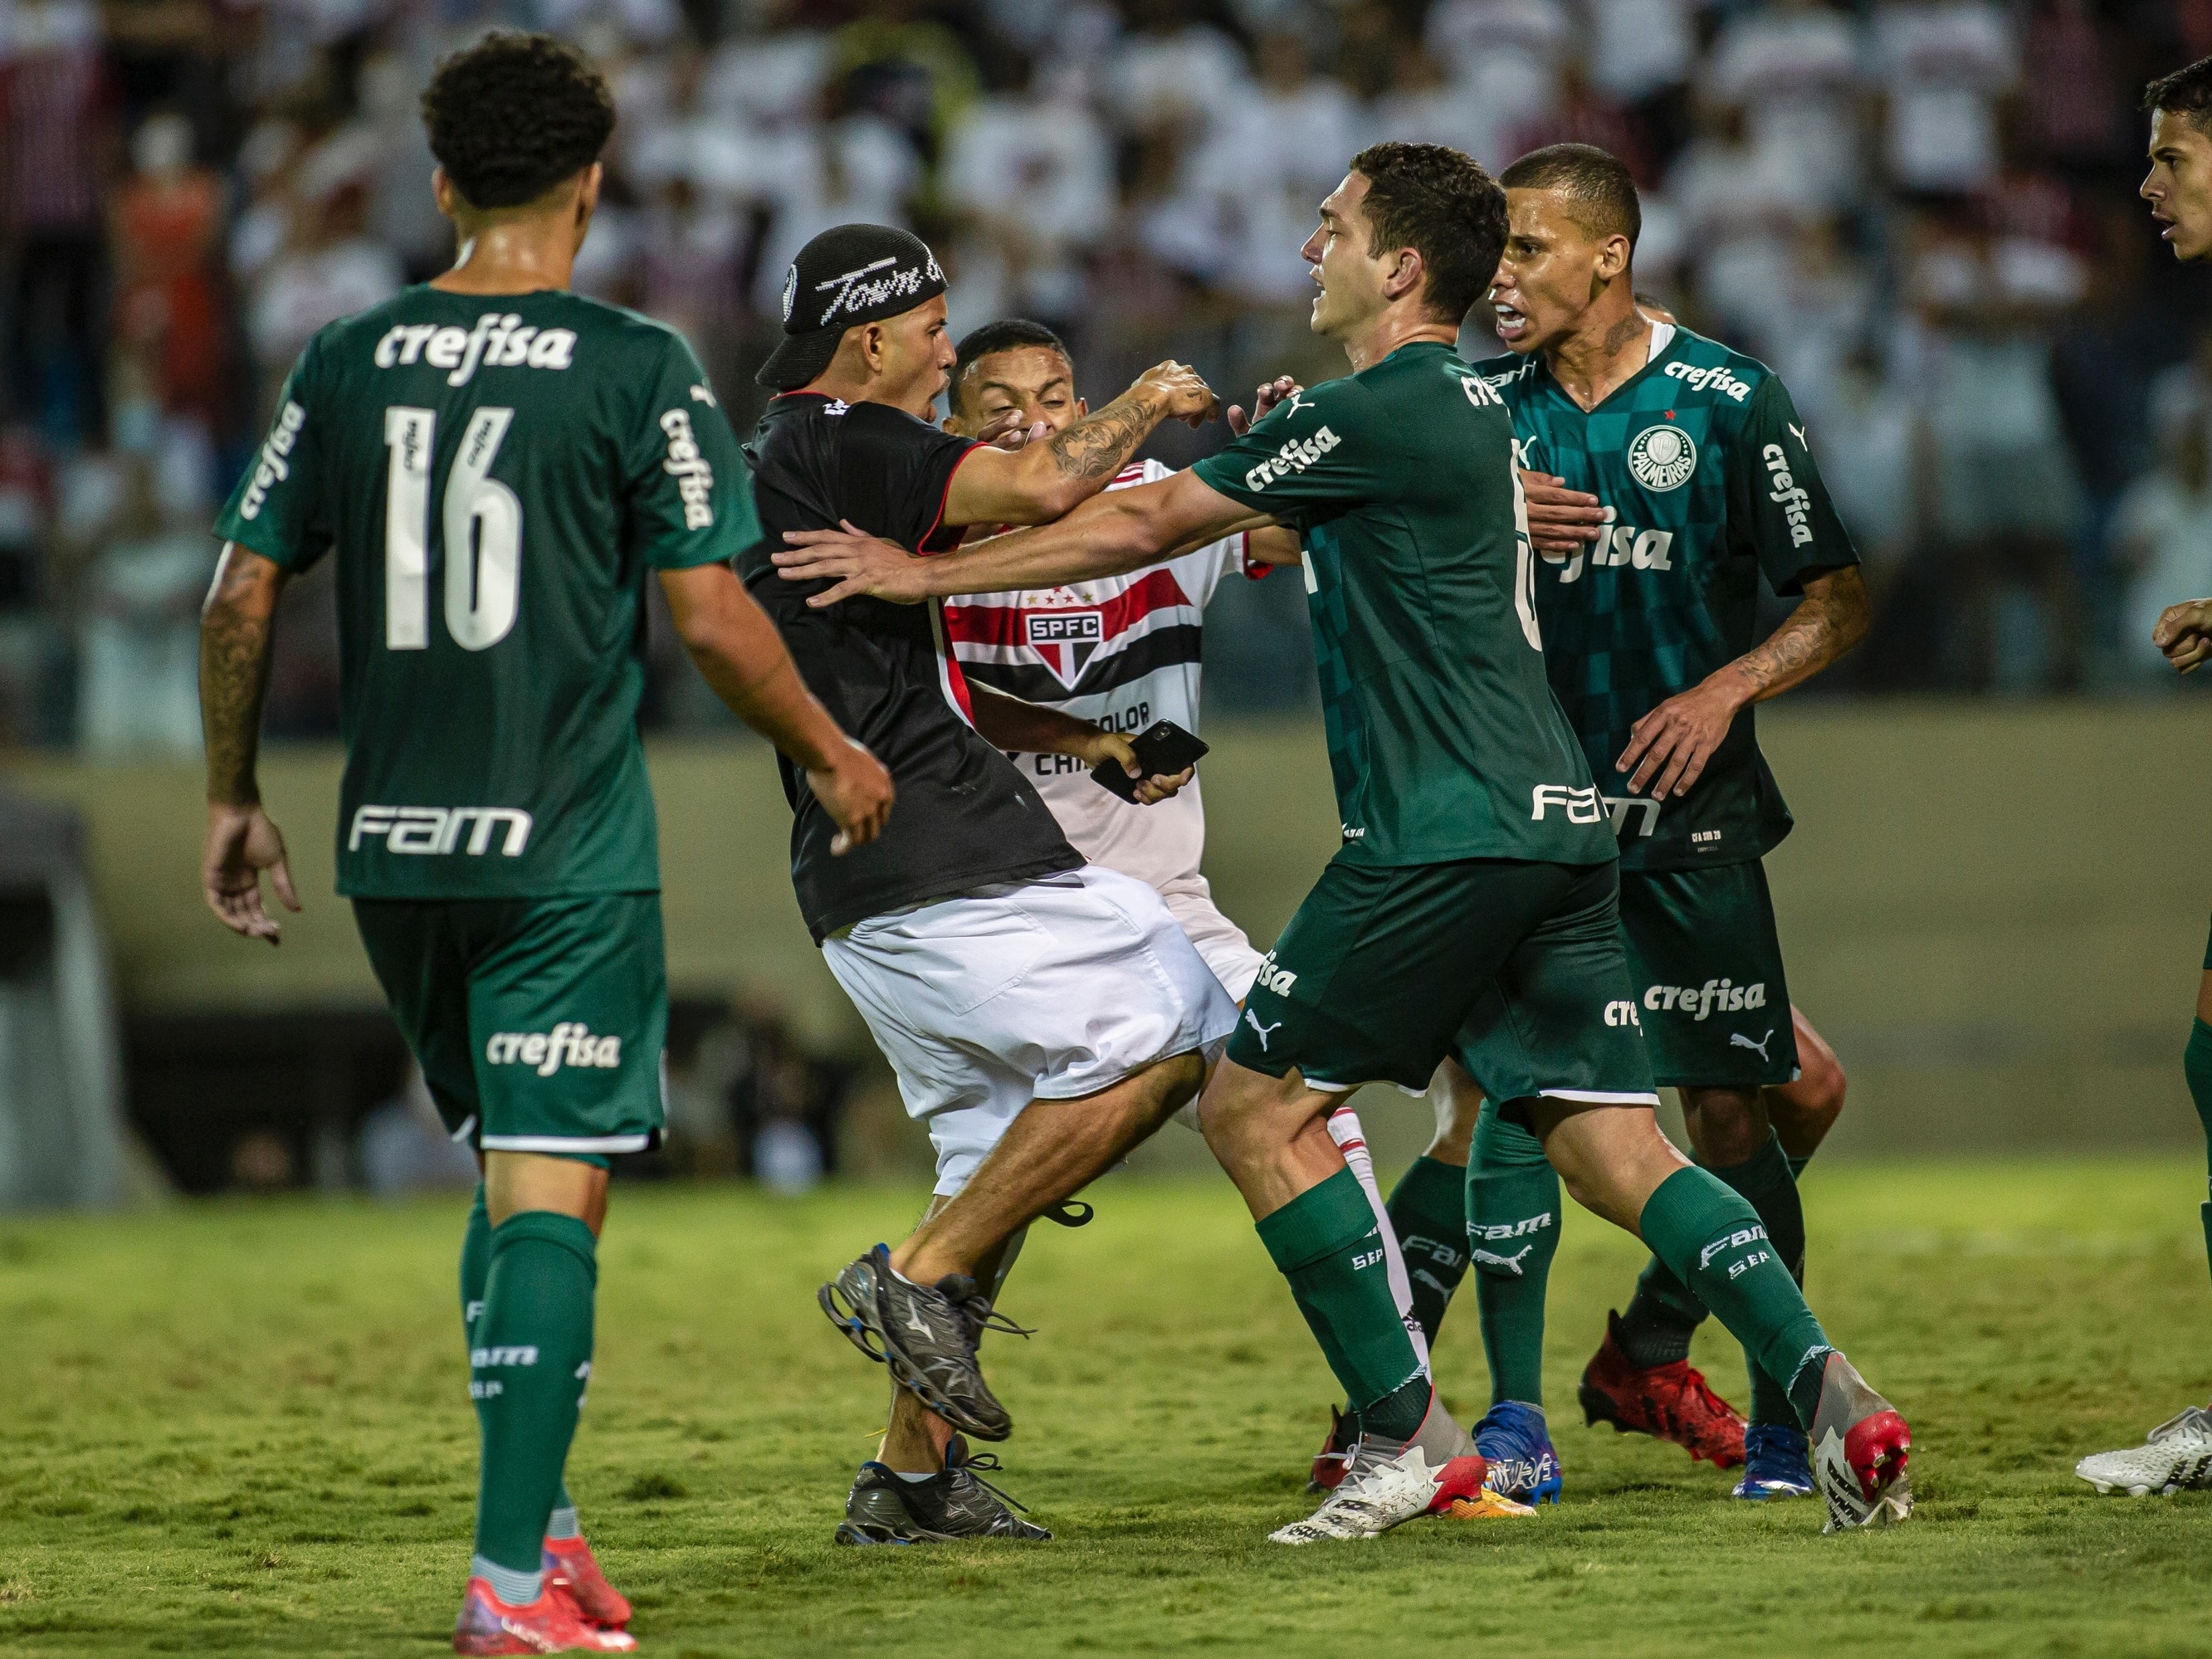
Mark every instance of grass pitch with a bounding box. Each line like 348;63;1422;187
4;1155;2210;1658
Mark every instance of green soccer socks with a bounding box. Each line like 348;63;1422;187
1714;1134;1808;1426
462;1188;578;1543
1258;1167;1428;1441
470;1210;598;1603
1637;1166;1831;1428
2187;1017;2212;1282
1614;1132;1808;1425
1384;1154;1471;1350
1467;1110;1560;1408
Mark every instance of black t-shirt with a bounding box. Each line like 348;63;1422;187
739;393;1082;940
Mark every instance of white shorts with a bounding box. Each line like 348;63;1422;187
1155;871;1263;1002
822;864;1239;1196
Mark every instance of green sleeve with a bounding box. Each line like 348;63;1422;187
624;333;761;570
1729;373;1858;596
213;339;330;571
1189;377;1389;530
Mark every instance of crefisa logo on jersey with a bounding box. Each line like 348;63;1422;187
237;399;305;520
1025;608;1104;688
373;312;577;388
658;409;715;529
1627;424;1697;491
1762;443;1815;548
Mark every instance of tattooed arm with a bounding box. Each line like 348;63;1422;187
1615;566;1869;799
775;467;1267;606
199;542;300;944
944;360;1218;527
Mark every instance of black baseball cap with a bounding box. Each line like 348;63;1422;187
756;224;949;391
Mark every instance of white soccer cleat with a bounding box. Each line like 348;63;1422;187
2076;1406;2212;1496
1807;1351;1913;1532
1267;1442;1491;1544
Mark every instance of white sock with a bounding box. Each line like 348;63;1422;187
1326;1106;1428;1366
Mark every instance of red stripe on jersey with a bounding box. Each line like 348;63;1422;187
918;443;982;554
926;603;977;725
940;566;1194;646
1114;462;1147;483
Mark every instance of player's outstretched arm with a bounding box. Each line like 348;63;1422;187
200;541;300;945
1617;564;1870;799
658;563;893;852
941;361;1218;528
966;686;1193;807
2153;598;2212;672
774;470;1263;607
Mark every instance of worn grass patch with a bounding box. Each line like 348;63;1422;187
3;1157;2209;1657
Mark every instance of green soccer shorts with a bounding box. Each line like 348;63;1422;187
1227;853;1658;1107
353;893;667;1164
1617;861;1796;1090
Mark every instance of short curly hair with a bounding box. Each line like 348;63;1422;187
421;32;615;210
1348;142;1509;326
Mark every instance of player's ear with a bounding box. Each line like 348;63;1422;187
1075;398;1089;418
432;166;457;222
1595;234;1632;282
1381;246;1425;303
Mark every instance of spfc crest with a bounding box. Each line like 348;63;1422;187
1026;609;1105;688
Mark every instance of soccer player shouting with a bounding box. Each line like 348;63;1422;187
198;35;891;1654
745;227;1243;1500
778;142;1913;1539
2080;56;2212;1496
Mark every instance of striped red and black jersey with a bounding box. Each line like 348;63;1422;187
740;393;1080;940
940;459;1263;891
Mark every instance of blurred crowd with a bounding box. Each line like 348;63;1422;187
2;0;2211;754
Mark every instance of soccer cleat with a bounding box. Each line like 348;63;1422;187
1269;1432;1491;1544
452;1577;636;1654
1438;1487;1539;1520
1307;1405;1356;1493
1472;1402;1562;1505
1731;1423;1815;1500
1807;1351;1912;1531
2075;1405;2212;1496
835;1437;1052;1544
819;1243;1028;1442
1578;1311;1746;1468
540;1535;628;1631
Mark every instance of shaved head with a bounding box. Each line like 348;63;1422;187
1499;143;1641;252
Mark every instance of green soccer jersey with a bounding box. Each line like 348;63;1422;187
1192;339;1614;868
1468;325;1858;871
213;287;759;900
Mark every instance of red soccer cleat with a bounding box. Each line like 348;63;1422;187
1579;1310;1747;1469
1808;1351;1913;1530
452;1577;636;1655
1307;1405;1355;1492
543;1534;631;1630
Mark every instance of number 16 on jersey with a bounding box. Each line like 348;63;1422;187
384;405;523;652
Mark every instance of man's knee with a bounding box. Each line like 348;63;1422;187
1426;1058;1482;1164
1768;1013;1847;1154
1530;1098;1683;1230
1196;1060;1321;1159
1680;1086;1770;1166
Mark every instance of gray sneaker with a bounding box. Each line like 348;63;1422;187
836;1440;1052;1544
818;1243;1026;1441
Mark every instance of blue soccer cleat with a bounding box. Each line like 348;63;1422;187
1473;1402;1563;1505
1732;1422;1816;1500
